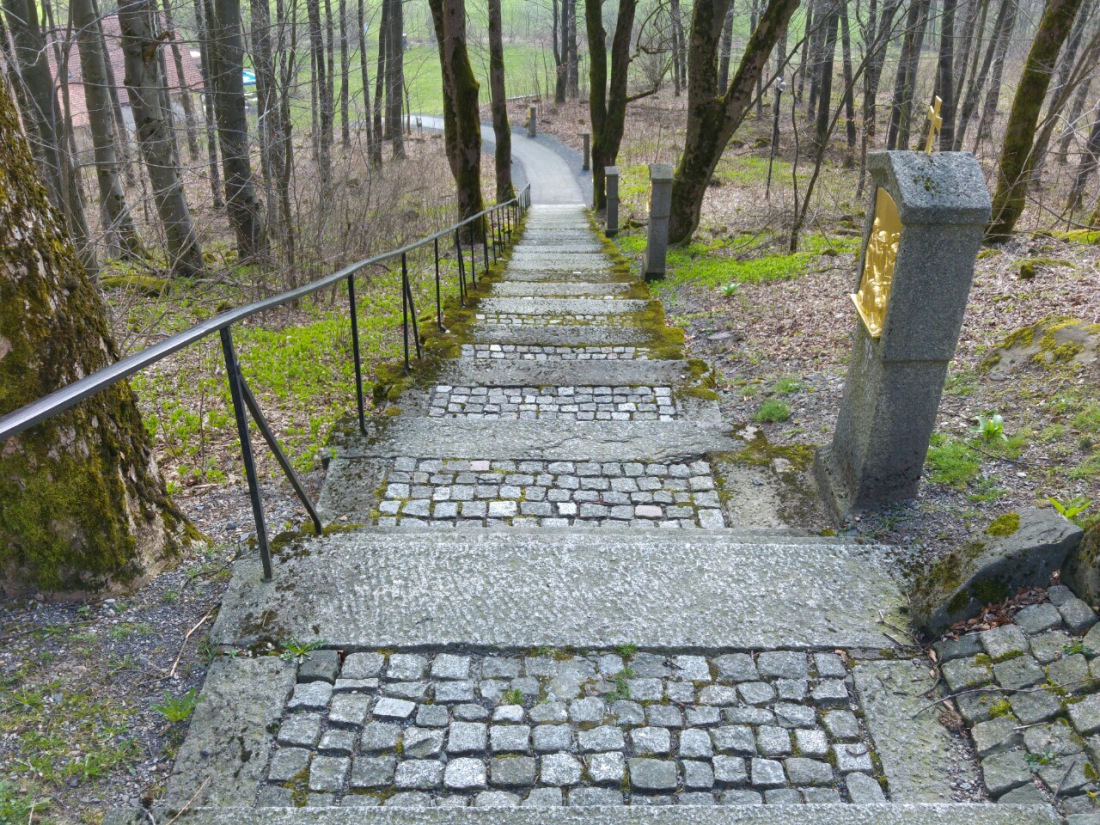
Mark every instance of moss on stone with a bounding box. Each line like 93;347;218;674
985;512;1021;537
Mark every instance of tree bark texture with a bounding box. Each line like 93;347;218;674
209;0;267;259
339;0;349;147
385;0;404;157
812;0;840;150
358;0;374;160
566;0;578;98
1065;102;1100;212
585;0;638;212
372;0;386;164
192;0;224;208
986;0;1084;237
0;78;189;594
118;0;204;276
73;0;143;258
936;0;958;149
487;0;514;201
306;0;332;180
428;0;485;223
667;0;801;244
974;0;1017;150
160;0;199;159
718;0;734;90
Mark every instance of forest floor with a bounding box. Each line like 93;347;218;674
2;94;1099;823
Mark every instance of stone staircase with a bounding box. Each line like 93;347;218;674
107;204;1055;823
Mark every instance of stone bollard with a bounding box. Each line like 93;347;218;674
527;105;537;138
581;132;591;171
605;166;619;237
813;151;991;522
641;164;673;281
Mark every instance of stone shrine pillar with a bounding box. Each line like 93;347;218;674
527;105;537;138
814;151;991;522
605;166;619;236
582;133;591;171
642;164;673;281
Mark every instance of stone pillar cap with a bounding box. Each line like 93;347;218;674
868;151;991;225
649;164;673;182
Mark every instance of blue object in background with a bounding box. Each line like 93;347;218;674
242;70;256;86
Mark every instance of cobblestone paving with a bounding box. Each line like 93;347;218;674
475;313;639;328
258;649;887;808
374;458;726;529
937;585;1100;815
427;385;678;421
460;344;649;360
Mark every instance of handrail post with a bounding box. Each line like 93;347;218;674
469;225;477;288
490;211;498;262
456;229;466;307
348;274;366;434
402;256;410;372
482;218;489;270
435;237;444;330
402;251;422;360
219;327;273;581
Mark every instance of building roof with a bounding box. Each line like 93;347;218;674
52;13;204;128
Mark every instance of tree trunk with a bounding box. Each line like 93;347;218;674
339;0;349;148
209;0;267;259
73;0;143;258
936;0;958;149
160;0;199;160
955;0;1004;148
812;0;839;150
838;1;856;163
1065;101;1100;212
277;0;297;268
585;0;639;212
806;0;826;120
324;0;335;149
358;0;374;160
1055;73;1093;163
487;0;515;201
428;0;484;222
986;0;1084;238
671;0;686;97
372;0;386;164
554;0;567;103
0;77;189;594
385;0;404;157
950;0;986;128
857;0;904;195
973;0;1017;151
192;0;224;208
795;0;815;103
306;0;331;181
251;0;280;234
118;0;204;276
668;0;801;244
718;0;735;90
886;0;930;150
566;0;578;98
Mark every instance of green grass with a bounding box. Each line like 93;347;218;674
925;434;981;487
754;399;790;423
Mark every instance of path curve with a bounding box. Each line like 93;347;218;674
417;115;584;206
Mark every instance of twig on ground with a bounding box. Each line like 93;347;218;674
169;606;218;679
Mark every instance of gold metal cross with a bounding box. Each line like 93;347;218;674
925;96;943;155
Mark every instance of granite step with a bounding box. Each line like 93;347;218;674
108;806;1054;824
470;326;665;350
436;358;707;389
488;282;637;298
477;298;652;316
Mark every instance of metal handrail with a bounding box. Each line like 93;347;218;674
0;184;532;581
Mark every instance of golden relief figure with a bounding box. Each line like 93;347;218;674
851;187;902;338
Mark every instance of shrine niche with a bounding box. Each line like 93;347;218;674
851;188;902;339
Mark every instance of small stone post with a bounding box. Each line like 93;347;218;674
527;105;537;138
581;132;591;171
814;151;991;522
641;164;673;281
605;166;619;237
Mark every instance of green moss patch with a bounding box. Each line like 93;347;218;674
985;512;1021;537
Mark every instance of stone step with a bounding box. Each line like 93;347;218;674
495;271;631;284
459;343;653;361
108;806;1054;824
436;359;705;389
477;298;652;316
210;528;910;651
332;418;735;462
507;258;614;272
488;282;637;298
470;326;663;350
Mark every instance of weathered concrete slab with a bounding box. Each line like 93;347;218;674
436;358;702;388
471;326;661;348
478;297;651;316
210;530;912;651
162;657;295;808
853;660;967;803
489;281;635;297
334;418;736;461
108;805;1056;825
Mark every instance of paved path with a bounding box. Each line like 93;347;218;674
109;168;1067;823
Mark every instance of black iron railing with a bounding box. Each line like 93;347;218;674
0;185;532;581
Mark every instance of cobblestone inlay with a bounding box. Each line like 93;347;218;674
262;649;886;808
936;585;1100;816
461;344;649;361
374;458;725;529
428;385;678;421
475;313;639;328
